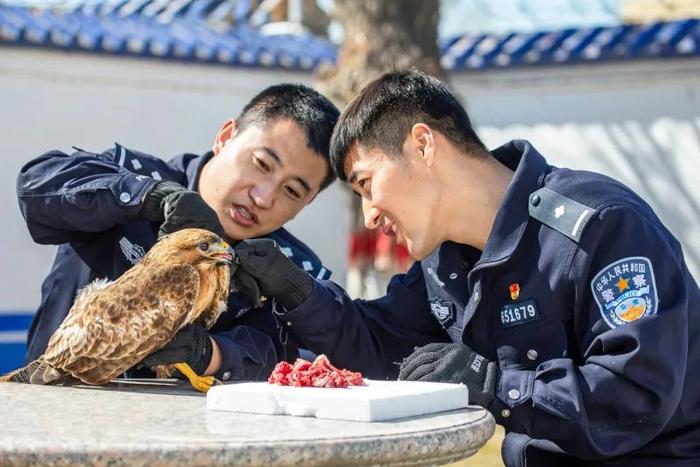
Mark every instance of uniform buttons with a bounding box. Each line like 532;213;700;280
286;321;292;326
501;409;511;418
530;194;540;206
221;371;231;381
449;273;458;280
508;389;521;400
527;349;538;361
473;291;480;303
119;192;132;203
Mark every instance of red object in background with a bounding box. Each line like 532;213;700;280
374;229;410;272
349;229;410;272
348;229;377;265
268;355;364;388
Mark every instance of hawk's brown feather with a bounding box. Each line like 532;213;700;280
1;228;231;386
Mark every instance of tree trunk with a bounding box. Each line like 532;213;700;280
316;0;444;107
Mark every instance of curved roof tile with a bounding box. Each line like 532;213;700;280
442;18;699;70
0;1;335;69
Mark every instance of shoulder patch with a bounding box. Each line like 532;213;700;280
528;187;596;242
590;256;659;329
113;143;129;168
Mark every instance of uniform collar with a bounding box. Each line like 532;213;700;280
474;140;550;267
186;151;214;192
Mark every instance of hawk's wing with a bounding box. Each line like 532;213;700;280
43;263;200;385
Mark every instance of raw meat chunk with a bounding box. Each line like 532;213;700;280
268;355;363;388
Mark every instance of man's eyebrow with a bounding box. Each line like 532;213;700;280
294;176;312;195
260;146;282;166
259;146;311;195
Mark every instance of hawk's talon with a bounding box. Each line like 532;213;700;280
173;362;219;393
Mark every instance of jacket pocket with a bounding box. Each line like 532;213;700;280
495;318;568;370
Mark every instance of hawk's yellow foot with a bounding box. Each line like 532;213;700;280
173;363;221;393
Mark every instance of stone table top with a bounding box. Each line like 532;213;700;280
0;380;495;466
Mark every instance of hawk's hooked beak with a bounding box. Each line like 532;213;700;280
208;240;234;263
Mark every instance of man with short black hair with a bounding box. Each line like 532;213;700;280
234;71;700;466
18;83;339;382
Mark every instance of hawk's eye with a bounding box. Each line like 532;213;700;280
199;242;209;251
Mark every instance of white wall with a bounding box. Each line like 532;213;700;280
0;47;348;312
453;59;700;279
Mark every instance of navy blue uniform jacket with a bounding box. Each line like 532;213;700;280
17;144;330;382
279;140;700;466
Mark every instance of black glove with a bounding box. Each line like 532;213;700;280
233;239;314;310
141;180;224;238
398;342;499;408
142;323;213;375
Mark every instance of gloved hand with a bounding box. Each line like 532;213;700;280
398;342;499;408
141;180;224;238
142;322;213;375
233;239;314;310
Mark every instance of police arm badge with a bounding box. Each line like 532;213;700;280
590;256;659;328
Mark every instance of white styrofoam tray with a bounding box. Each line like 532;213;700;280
206;379;469;422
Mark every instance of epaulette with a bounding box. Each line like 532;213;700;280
528;187;596;242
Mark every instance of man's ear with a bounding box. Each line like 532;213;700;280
212;119;238;156
410;123;436;167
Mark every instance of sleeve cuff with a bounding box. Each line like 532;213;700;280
210;327;277;382
210;333;245;381
281;280;342;336
110;172;159;222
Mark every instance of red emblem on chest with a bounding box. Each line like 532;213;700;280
509;283;520;300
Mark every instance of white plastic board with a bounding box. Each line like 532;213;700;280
206;379;469;422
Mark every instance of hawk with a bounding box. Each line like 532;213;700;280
0;228;232;392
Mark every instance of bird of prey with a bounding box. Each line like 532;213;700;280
0;228;232;392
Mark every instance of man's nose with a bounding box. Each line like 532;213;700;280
250;183;275;209
362;199;381;230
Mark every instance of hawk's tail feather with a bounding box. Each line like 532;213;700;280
0;358;66;384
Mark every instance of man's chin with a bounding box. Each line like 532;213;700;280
224;223;275;241
405;242;423;261
406;238;439;261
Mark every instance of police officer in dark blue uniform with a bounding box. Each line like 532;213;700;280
232;71;700;466
17;84;338;383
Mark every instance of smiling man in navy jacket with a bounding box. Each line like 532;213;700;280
17;84;338;383
233;71;700;466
